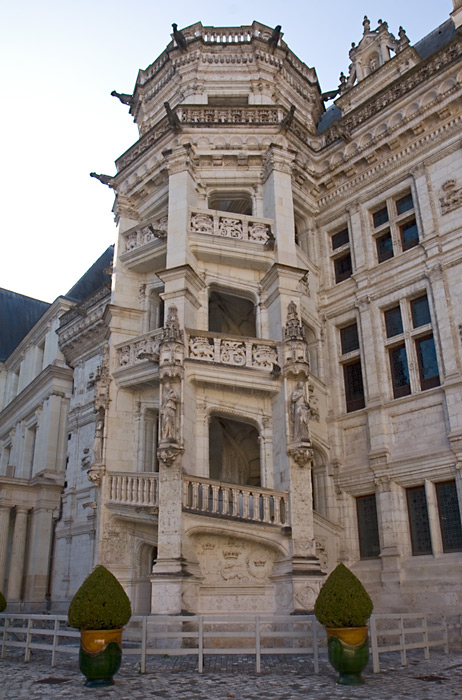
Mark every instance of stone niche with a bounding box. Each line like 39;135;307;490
192;533;280;614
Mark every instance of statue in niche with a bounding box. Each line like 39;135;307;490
160;383;178;442
290;381;310;442
92;414;104;465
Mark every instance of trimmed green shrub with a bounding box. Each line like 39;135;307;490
68;565;131;630
0;590;6;612
314;563;373;628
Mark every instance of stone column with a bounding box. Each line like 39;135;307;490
262;144;297;267
24;506;55;605
7;506;29;602
0;505;11;591
375;476;402;586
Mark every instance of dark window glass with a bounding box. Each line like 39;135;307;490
411;295;431;328
407;486;432;555
334;253;352;283
389;344;411;398
373;206;389;228
332;228;349;250
436;481;462;553
340;323;359;354
376;231;394;263
400;220;419;250
396;192;414;215
357;495;381;558
385;306;403;337
416;335;440;390
343;360;365;412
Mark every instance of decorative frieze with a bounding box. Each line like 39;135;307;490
439;179;462;215
122;216;168;253
115;329;163;368
190;208;273;246
179;106;280;125
187;331;278;371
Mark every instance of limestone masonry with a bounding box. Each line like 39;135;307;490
1;3;462;616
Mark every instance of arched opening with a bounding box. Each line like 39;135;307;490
209;290;256;337
303;323;319;378
209;415;260;486
208;191;252;215
133;543;157;614
148;288;164;331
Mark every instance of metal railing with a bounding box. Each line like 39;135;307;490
183;476;289;526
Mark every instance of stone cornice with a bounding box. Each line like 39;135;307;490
318;110;462;211
0;364;72;433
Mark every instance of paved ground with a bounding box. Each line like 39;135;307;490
1;650;462;699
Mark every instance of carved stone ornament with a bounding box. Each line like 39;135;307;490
283;301;305;341
162;305;183;343
81;448;91;470
160;383;179;442
440;180;462;215
190;212;214;234
218;217;243;239
290;381;311;441
287;444;313;467
94;344;110;413
189;336;215;360
157;444;184;467
87;466;105;486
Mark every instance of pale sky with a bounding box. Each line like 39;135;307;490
1;0;451;303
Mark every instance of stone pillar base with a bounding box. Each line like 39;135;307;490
292;574;325;613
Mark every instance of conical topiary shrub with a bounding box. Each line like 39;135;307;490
0;590;6;612
68;565;131;631
314;563;373;628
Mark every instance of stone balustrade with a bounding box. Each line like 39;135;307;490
121;216;168;254
189;207;274;245
186;330;279;371
107;472;159;508
180;107;280;126
115;329;163;368
183;476;289;527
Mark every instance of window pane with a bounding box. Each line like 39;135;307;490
340;323;359;354
376;232;394;263
407;486;432;555
389;344;411;398
416;335;440;390
373;206;389;228
411;295;431;328
343;360;365;412
385;306;403;337
436;481;462;552
357;495;381;558
400;220;419;250
332;228;349;250
334;253;352;283
396;192;414;215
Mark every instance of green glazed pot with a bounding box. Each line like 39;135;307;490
79;629;123;687
326;626;369;685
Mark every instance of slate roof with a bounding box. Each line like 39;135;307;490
414;19;457;60
0;290;50;362
0;246;114;363
65;246;114;302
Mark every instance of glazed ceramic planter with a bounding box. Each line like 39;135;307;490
79;628;123;687
325;626;369;685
